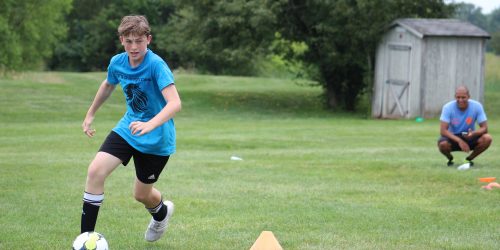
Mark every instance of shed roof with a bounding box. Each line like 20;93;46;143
392;18;490;39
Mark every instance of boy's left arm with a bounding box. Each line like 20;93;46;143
129;84;181;135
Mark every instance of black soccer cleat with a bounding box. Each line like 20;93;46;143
447;160;454;167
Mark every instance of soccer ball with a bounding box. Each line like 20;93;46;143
72;232;109;250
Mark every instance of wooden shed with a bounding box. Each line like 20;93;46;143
371;18;490;119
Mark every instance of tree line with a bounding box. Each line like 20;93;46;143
453;3;500;54
2;0;499;111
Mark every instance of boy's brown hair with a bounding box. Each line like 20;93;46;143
118;15;151;37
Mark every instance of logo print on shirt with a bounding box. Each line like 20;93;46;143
125;84;148;113
465;117;473;125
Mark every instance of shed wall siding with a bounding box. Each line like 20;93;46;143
372;39;386;117
372;28;423;117
422;37;484;116
372;23;487;119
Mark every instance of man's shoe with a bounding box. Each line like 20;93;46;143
145;200;174;242
465;159;474;167
447;160;454;167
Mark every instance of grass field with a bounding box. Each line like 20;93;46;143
1;55;500;249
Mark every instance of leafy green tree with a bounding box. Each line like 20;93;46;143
50;0;176;71
0;0;72;72
270;0;454;111
164;0;276;75
452;2;488;31
491;32;500;55
452;3;499;52
488;8;500;33
490;8;500;54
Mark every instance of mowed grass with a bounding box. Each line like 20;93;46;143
1;55;500;249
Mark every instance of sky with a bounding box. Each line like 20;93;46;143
447;0;500;14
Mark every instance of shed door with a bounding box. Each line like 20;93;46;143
383;44;411;118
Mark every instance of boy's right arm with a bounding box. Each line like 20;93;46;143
82;79;116;137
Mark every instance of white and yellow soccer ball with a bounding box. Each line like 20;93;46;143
72;232;109;250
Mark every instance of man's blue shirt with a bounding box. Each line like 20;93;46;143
440;99;487;135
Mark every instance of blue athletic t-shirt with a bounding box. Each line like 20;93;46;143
107;49;175;156
439;99;487;135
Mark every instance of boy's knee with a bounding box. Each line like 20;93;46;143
87;165;106;182
134;191;149;204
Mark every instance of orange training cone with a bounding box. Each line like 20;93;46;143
250;231;283;250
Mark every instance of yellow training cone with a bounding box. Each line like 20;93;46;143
250;231;283;250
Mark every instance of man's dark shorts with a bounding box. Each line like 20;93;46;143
437;134;479;151
99;131;170;184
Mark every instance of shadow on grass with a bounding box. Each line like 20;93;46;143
181;90;369;119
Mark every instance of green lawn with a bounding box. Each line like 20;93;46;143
1;58;499;249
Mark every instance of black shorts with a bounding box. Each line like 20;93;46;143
99;131;170;184
437;134;478;151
